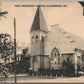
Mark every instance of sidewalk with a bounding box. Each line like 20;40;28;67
8;73;28;77
13;76;84;83
16;76;84;83
0;74;84;83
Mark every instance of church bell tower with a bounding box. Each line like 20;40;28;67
30;7;49;71
30;7;48;56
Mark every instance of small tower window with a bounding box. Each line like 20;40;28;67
41;36;44;42
32;36;34;42
36;35;38;39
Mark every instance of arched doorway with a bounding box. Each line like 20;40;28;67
51;47;60;70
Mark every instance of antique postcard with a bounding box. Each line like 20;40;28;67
0;1;84;83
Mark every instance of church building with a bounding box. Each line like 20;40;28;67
30;7;84;72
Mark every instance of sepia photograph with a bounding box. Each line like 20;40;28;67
0;1;84;83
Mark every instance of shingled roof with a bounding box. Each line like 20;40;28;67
44;26;84;54
30;7;48;33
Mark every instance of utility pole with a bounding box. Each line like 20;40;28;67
14;18;17;83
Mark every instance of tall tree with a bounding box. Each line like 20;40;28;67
0;33;14;64
16;47;30;74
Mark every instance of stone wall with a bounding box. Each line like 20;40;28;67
33;55;50;72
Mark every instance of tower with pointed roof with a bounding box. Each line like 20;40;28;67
30;7;49;71
30;7;48;56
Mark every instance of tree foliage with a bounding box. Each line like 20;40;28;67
0;33;14;63
22;47;29;57
0;8;8;18
16;47;30;73
62;58;75;76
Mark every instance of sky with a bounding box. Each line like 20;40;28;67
0;1;84;47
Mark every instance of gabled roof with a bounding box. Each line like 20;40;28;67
30;7;49;33
45;26;84;54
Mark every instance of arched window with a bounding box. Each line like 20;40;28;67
51;48;60;70
51;47;60;58
41;36;44;42
32;36;34;42
36;35;38;39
